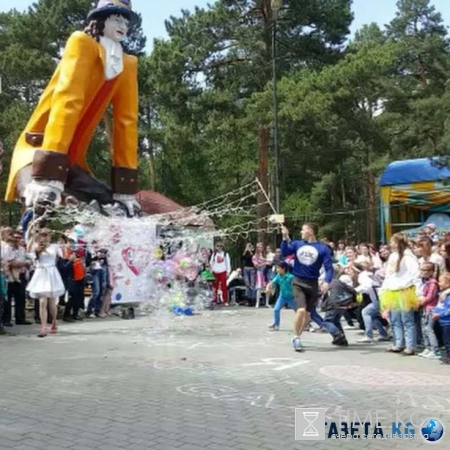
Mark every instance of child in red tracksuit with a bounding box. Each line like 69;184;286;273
418;262;440;359
210;243;231;305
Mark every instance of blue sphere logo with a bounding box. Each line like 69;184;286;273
421;419;444;442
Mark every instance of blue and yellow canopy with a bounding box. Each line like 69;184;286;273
379;158;450;241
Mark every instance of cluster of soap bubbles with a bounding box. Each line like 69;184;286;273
64;214;214;316
35;180;276;320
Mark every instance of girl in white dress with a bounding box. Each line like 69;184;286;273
27;229;65;337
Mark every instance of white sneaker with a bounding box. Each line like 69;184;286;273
418;349;431;358
343;325;357;330
424;351;441;360
268;324;279;331
357;337;374;344
292;336;303;352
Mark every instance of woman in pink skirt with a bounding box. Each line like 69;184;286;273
253;242;267;307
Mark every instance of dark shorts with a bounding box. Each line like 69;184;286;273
292;277;319;313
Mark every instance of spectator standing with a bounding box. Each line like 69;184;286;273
99;250;111;317
210;242;231;305
432;273;450;364
0;228;12;327
380;233;420;355
425;223;439;245
265;245;275;281
62;238;87;322
417;236;445;277
253;242;267;307
87;248;108;317
4;232;32;325
242;243;256;300
375;245;391;281
270;248;283;279
417;262;440;359
440;242;450;273
0;265;7;334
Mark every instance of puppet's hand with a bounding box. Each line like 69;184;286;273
113;193;141;217
24;180;63;209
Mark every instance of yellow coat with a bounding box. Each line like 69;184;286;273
5;31;138;201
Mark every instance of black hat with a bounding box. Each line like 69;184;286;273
87;0;135;22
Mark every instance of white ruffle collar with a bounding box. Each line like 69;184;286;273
99;36;124;80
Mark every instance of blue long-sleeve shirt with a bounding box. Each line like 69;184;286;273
281;239;333;283
432;292;450;327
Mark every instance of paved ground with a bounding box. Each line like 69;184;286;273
1;306;450;450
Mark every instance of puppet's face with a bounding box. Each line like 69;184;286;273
104;14;129;42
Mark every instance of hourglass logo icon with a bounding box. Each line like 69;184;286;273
295;408;326;440
303;412;320;436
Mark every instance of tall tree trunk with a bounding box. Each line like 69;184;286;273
147;154;156;191
258;125;270;245
365;151;376;244
146;102;156;191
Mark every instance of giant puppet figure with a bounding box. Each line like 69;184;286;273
5;0;140;216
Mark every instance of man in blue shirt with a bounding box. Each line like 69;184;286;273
281;222;333;351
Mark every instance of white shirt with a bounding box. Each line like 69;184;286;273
1;241;11;274
210;251;231;275
371;254;383;270
355;271;378;302
100;36;124;80
1;241;10;257
4;245;29;281
381;249;419;292
419;253;445;275
355;254;372;266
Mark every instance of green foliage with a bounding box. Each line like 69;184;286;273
2;0;450;244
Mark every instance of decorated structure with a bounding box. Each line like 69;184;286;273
5;0;140;216
379;157;450;241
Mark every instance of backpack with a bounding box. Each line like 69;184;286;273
321;280;356;312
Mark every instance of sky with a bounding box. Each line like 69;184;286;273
2;0;450;51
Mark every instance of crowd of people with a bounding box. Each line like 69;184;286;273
2;218;450;364
0;226;111;337
218;222;450;364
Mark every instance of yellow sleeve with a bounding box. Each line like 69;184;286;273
111;55;139;169
42;32;95;154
